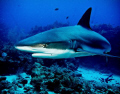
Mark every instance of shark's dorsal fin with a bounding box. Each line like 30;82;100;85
77;7;92;29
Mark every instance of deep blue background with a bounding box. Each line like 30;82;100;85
0;0;120;32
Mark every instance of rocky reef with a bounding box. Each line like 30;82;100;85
0;61;120;94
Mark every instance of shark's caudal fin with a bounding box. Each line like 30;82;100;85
77;7;92;30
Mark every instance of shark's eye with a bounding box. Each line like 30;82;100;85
43;44;48;48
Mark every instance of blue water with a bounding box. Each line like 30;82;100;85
0;0;120;32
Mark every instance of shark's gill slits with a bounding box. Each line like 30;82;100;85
69;40;79;49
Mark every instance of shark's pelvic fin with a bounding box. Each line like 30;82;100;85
77;7;92;30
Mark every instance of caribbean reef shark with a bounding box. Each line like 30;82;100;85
15;8;119;59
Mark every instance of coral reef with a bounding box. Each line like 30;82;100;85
0;62;120;94
31;62;83;93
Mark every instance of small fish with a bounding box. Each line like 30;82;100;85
55;8;59;11
66;16;69;19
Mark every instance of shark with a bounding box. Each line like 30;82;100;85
15;7;119;59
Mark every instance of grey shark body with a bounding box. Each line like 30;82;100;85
15;8;116;59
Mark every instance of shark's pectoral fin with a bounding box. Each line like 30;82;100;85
101;54;120;58
77;48;120;58
77;7;92;30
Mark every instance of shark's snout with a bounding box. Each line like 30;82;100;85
15;46;33;52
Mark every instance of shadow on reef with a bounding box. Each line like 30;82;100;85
0;22;120;93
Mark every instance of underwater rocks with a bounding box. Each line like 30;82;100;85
0;76;6;81
0;77;13;93
30;62;120;94
0;62;120;93
30;62;83;93
0;73;34;94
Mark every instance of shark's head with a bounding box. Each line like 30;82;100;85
15;38;78;59
15;7;113;59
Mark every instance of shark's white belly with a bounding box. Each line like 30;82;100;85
15;46;96;59
31;48;96;59
32;49;74;59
